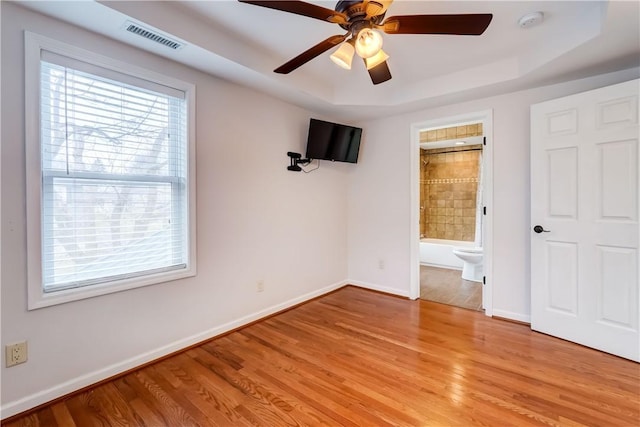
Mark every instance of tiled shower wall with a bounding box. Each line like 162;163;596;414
420;123;483;143
420;145;482;241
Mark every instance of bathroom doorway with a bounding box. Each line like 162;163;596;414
410;111;493;315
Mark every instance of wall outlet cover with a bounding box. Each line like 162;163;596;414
6;341;28;367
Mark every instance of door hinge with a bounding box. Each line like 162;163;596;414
483;136;486;146
483;206;487;215
483;276;486;285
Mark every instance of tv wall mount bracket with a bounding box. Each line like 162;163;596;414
287;152;311;171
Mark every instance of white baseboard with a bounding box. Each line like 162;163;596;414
348;280;411;298
420;262;463;271
492;309;531;324
0;280;348;420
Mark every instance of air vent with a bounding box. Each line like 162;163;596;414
125;22;183;50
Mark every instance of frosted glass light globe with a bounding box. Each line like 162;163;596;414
355;28;383;59
365;49;389;70
330;42;355;70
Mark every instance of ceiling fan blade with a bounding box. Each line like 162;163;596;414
238;1;348;25
382;14;493;35
275;34;348;74
366;59;392;85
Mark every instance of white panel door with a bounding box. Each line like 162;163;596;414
531;79;639;361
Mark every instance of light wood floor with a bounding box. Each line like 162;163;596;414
4;286;639;426
421;265;483;311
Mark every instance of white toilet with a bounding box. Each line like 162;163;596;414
452;247;483;282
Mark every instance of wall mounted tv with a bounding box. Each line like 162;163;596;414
305;118;362;163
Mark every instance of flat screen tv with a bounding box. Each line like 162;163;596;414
305;118;362;163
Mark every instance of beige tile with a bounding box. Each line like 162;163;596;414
465;124;476;135
462;233;474;242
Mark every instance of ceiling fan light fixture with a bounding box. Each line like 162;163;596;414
330;41;355;69
365;48;389;70
240;0;495;86
355;28;383;59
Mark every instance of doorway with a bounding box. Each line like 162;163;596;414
410;110;493;316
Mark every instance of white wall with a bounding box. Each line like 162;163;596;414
347;67;640;320
0;3;350;417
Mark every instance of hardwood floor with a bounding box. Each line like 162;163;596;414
4;286;639;426
421;265;482;311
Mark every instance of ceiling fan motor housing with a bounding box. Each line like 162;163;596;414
336;0;386;31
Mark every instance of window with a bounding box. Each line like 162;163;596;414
25;33;196;309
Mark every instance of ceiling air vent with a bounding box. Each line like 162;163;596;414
125;22;183;50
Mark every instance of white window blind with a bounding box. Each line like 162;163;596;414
40;52;189;293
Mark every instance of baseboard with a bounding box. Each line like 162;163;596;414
0;280;348;420
348;280;411;298
491;309;531;324
420;262;462;271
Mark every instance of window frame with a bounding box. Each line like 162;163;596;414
25;32;197;310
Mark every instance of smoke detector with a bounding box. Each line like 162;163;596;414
518;11;544;29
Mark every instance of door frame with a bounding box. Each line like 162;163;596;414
409;109;494;317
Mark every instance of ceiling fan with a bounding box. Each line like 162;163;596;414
238;0;493;85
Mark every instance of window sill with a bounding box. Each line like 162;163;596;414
27;267;196;310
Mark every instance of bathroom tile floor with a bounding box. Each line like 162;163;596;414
420;265;483;311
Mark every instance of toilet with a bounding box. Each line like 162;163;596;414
452;247;483;282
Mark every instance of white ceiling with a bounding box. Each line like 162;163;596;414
18;0;640;121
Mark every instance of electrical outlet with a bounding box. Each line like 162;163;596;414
257;280;265;293
378;259;385;270
6;341;28;367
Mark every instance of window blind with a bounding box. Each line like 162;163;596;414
40;56;188;292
